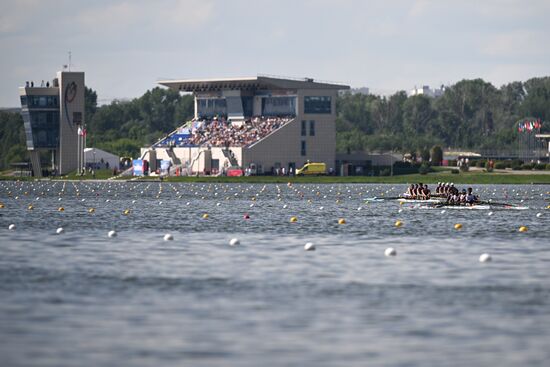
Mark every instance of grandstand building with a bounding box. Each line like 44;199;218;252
19;71;85;176
142;75;349;175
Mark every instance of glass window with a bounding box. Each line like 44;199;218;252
309;120;315;136
301;140;306;156
301;120;306;136
261;96;296;116
20;96;28;106
197;98;227;118
28;111;59;148
242;96;253;117
304;96;331;114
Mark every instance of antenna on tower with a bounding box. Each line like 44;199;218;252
68;51;72;71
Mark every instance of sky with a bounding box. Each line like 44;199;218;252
1;0;550;106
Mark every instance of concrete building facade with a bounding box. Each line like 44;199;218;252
19;71;85;176
142;76;349;175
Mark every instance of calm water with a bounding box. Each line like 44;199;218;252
1;181;549;367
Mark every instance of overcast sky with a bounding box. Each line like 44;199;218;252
1;0;549;106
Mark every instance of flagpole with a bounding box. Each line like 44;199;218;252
77;125;80;175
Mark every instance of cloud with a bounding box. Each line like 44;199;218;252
75;0;214;33
480;30;549;58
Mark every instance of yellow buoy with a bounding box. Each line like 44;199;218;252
399;201;404;205
202;213;209;219
338;218;346;224
454;223;463;230
58;207;65;212
395;220;403;227
519;226;528;232
290;216;298;223
123;209;130;215
88;208;95;213
28;205;33;210
0;203;4;209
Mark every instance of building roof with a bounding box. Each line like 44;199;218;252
158;75;350;92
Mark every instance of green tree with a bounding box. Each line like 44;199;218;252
430;145;443;165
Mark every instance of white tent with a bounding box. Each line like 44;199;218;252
84;148;119;170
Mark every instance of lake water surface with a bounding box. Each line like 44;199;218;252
1;181;549;366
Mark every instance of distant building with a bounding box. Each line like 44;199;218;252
19;71;85;176
409;85;445;98
348;87;370;95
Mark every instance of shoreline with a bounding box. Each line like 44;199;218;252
2;172;550;184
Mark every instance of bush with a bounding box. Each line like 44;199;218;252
546;163;550;170
379;168;391;176
494;161;507;169
534;163;546;170
477;160;487;168
522;163;534;170
451;169;459;174
512;164;522;170
418;163;431;175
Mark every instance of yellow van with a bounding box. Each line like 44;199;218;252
296;162;326;176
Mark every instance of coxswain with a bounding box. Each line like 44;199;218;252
466;187;478;205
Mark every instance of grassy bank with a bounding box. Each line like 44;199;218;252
158;172;550;184
1;171;549;184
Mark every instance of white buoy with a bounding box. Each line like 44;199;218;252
216;202;221;206
229;238;240;246
398;209;403;213
304;242;316;251
440;210;446;214
56;227;65;234
487;212;493;216
357;206;362;211
319;206;324;210
385;247;397;256
250;203;254;208
163;234;174;241
479;253;492;262
132;200;136;204
108;230;117;238
283;204;288;209
536;212;543;218
8;224;16;230
158;201;163;205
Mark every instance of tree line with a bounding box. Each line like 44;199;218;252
1;77;549;170
336;77;550;154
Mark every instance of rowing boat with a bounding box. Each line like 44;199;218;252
397;198;445;203
415;204;529;210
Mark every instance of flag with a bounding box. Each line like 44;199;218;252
77;127;83;136
82;128;87;137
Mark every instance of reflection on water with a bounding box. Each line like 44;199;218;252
0;182;549;366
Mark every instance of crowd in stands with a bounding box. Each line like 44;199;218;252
157;116;292;148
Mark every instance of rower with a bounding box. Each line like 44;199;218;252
406;184;414;197
412;184;419;198
435;182;442;194
459;189;467;203
422;184;431;199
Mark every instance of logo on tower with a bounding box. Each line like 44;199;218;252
65;81;77;103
